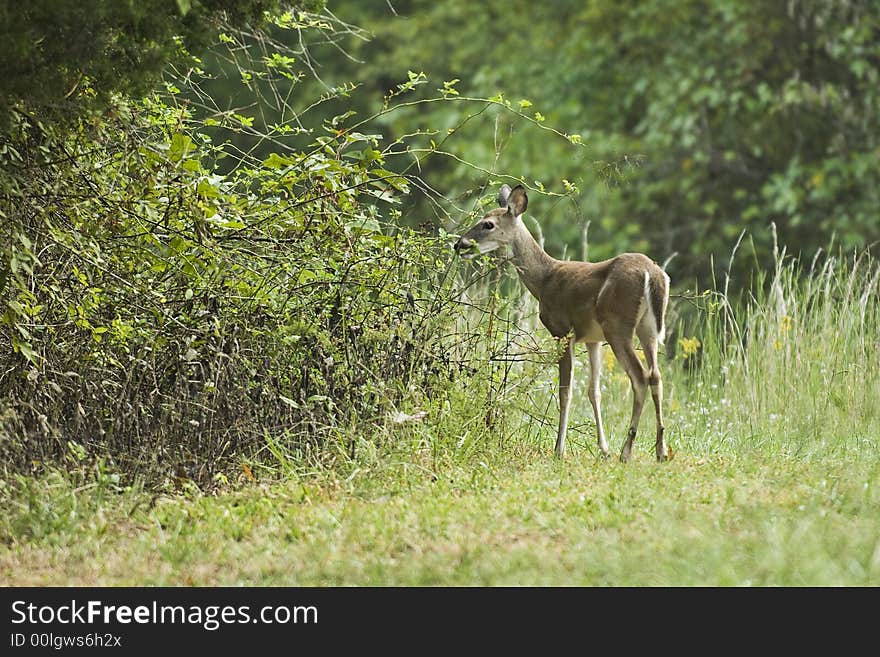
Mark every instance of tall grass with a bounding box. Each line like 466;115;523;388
671;241;880;460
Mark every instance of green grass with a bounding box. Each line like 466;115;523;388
2;447;879;585
2;250;879;586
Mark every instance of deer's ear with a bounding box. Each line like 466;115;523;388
497;184;512;207
506;185;528;217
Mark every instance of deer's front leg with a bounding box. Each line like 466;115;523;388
586;342;609;457
555;337;574;458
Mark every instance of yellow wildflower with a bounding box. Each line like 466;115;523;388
678;336;701;360
603;345;616;372
780;315;793;334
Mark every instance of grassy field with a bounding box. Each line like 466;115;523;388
2;444;879;586
2;252;879;586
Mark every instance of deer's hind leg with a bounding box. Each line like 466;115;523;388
606;333;649;463
637;323;667;462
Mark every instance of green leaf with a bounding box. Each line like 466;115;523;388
233;114;254;127
279;395;299;408
197;178;220;198
350;217;381;232
263;153;296;169
169;133;195;162
13;337;39;364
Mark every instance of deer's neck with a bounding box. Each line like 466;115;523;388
509;219;556;301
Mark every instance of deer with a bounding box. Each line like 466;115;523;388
454;184;670;462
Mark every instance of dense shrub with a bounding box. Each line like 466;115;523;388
0;67;479;488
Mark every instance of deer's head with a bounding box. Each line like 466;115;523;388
454;184;528;259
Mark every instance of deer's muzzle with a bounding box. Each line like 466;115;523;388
454;238;473;252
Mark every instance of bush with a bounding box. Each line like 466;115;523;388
0;56;481;487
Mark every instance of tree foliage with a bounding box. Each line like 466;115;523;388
316;0;880;281
0;0;325;126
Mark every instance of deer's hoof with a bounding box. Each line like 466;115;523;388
656;445;673;462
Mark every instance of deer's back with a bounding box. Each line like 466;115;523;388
538;253;666;341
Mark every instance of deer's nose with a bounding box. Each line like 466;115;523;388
454;238;473;251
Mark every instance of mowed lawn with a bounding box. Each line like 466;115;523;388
3;442;879;586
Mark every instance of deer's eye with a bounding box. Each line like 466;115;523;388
482;221;495;230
